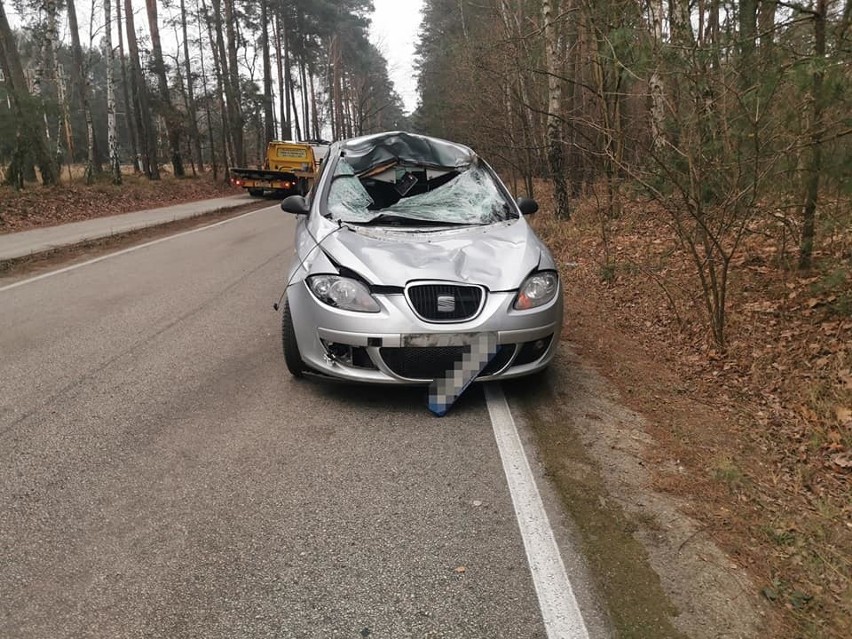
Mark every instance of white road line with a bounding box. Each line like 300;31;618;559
484;383;590;639
0;206;273;294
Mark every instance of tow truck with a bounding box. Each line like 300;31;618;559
231;140;329;197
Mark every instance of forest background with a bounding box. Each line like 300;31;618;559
0;0;850;637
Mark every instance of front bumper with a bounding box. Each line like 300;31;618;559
287;280;563;385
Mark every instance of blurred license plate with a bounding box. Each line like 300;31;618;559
402;332;496;347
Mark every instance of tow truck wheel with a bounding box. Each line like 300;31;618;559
248;188;264;197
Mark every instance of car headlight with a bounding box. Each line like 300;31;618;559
514;271;559;310
307;275;380;312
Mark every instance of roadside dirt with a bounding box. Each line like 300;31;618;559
527;184;850;638
0;172;237;234
514;349;767;638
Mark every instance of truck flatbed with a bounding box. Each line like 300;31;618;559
231;141;327;197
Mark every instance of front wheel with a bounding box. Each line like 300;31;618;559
282;299;306;377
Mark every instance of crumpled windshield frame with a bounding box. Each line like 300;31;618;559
319;132;519;227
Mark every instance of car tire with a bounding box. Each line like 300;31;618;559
248;188;264;197
282;298;305;377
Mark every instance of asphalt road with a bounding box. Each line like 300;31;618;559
0;205;603;638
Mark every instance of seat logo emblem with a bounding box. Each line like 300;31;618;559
437;295;456;313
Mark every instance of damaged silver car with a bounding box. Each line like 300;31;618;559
278;131;562;394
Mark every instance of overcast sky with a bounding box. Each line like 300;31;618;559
369;0;424;115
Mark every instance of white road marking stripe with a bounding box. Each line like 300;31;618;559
0;206;274;294
484;383;590;639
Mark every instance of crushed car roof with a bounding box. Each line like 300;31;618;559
338;131;476;173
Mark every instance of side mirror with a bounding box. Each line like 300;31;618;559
517;197;539;216
281;195;309;215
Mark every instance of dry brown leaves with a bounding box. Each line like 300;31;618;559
531;181;851;638
0;173;237;234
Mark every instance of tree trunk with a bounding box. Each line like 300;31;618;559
290;74;302;141
145;0;184;176
310;68;320;141
195;0;217;180
0;0;58;185
299;51;310;140
222;0;244;165
180;0;204;173
497;0;537;194
260;0;275;145
124;0;159;179
330;36;340;139
284;17;294;139
274;9;289;140
649;0;666;150
41;0;59;151
758;0;777;65
296;11;310;140
171;32;196;176
542;0;569;218
56;63;75;180
203;0;232;179
739;0;758;87
799;0;827;269
837;0;851;49
67;0;98;183
671;0;694;46
104;0;121;183
115;0;140;173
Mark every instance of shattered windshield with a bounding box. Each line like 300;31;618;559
325;160;514;226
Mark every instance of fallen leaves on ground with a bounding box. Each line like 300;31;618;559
0;172;238;234
531;181;851;639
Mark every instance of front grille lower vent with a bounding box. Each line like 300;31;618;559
405;283;484;322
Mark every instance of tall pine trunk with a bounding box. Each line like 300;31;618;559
40;0;59;151
171;31;196;176
284;16;294;140
274;9;289;140
310;69;320;140
210;0;241;167
204;0;233;179
180;0;204;172
542;0;569;218
124;0;159;179
67;0;98;183
260;0;275;146
299;53;310;140
289;70;302;141
0;0;58;185
649;0;666;150
115;0;140;173
799;0;827;269
222;0;244;165
195;0;216;179
146;0;184;177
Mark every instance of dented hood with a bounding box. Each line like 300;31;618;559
316;219;545;290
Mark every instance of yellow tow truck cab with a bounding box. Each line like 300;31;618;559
231;141;329;197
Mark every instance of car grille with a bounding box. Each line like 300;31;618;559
380;345;515;380
405;283;484;322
